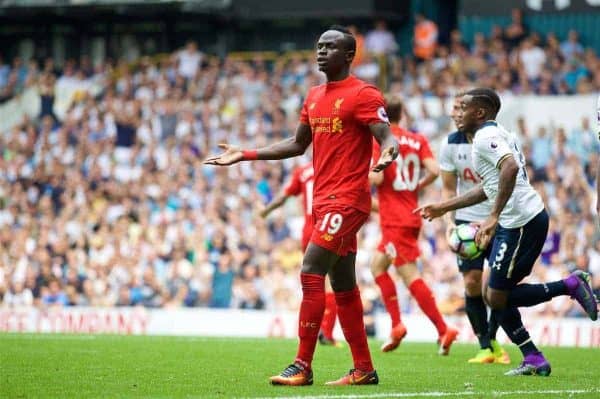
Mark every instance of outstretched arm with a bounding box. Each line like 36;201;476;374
259;194;290;219
204;123;312;166
415;185;487;221
370;123;398;172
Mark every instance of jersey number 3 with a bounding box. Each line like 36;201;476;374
392;153;420;191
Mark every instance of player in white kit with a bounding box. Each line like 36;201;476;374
418;88;598;376
439;94;508;364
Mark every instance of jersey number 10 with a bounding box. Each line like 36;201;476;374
392;153;420;192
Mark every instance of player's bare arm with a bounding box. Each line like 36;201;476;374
368;171;384;186
416;157;439;192
260;194;290;218
415;185;487;221
370;123;399;172
474;154;519;249
440;170;458;239
204;123;312;165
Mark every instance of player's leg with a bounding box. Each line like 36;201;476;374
270;242;338;386
487;210;597;317
480;268;510;364
395;262;458;355
325;252;378;385
485;210;551;376
318;275;339;346
370;246;406;352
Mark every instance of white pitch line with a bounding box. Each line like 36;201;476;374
247;388;600;399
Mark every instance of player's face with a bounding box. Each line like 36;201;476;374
316;31;350;74
458;95;479;133
450;97;463;129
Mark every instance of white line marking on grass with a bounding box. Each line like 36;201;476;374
248;388;600;399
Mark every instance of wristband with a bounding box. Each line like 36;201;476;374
242;150;258;161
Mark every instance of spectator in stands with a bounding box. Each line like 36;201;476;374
348;25;366;67
519;38;546;83
561;29;584;61
175;40;203;80
504;8;528;49
413;13;438;61
365;19;398;56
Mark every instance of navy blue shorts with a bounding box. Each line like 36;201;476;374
455;219;491;273
487;209;549;290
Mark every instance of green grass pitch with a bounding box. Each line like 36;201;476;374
1;334;599;398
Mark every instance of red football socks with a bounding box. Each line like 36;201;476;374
409;278;447;336
335;286;374;372
375;272;401;328
295;273;326;369
320;291;337;340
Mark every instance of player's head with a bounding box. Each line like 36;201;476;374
450;92;464;131
459;88;501;132
316;25;356;74
384;94;403;124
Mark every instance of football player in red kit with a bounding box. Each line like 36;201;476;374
205;26;398;386
370;95;458;355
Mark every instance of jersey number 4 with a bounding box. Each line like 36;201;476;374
392;153;420;191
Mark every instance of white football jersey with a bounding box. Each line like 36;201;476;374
439;131;492;222
472;121;544;229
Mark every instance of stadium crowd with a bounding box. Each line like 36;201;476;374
0;18;599;322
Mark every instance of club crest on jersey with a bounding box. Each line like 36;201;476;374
332;117;343;133
377;106;390;123
309;102;316;110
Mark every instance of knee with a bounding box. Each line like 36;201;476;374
301;260;323;276
329;273;356;293
485;291;507;310
463;273;482;297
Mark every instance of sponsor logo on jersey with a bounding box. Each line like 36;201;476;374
321;233;334;241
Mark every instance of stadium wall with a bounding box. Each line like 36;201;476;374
1;307;599;348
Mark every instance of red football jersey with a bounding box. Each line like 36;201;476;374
300;75;388;214
284;163;314;221
373;125;434;228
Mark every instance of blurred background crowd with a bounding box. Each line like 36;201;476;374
0;4;599;325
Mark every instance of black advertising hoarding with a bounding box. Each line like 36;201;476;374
460;0;600;15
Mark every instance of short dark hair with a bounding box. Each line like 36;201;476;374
328;25;356;53
465;88;501;118
384;94;403;123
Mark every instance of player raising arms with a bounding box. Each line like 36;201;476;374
260;161;340;347
205;26;398;386
369;95;458;355
439;93;509;364
417;88;598;376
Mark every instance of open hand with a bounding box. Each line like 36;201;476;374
414;203;447;221
372;145;397;172
475;216;498;249
204;143;243;166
